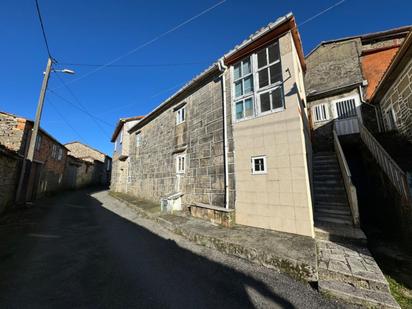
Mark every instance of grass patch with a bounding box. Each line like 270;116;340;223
386;275;412;309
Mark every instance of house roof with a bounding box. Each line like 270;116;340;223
306;25;412;58
128;12;304;134
0;111;68;150
110;115;145;142
370;31;412;103
65;141;111;159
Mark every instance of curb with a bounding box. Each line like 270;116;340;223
109;192;318;283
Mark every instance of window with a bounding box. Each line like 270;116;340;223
136;132;142;147
35;135;42;151
335;98;357;119
385;106;397;131
234;57;254;98
252;156;267;174
313;104;328;122
120;131;123;144
176;106;185;125
257;43;281;89
51;144;57;159
232;40;284;121
258;86;284;114
176;154;185;174
57;148;63;160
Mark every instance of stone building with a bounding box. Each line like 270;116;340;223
112;13;314;237
371;31;412;142
305;26;410;147
0;111;68;201
111;116;144;193
64;141;112;187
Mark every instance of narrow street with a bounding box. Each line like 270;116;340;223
0;189;344;309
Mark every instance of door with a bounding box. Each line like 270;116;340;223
332;96;361;136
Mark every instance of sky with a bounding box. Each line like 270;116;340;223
0;0;411;155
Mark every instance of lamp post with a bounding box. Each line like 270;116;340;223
15;58;75;203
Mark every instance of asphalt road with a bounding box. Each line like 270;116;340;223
0;189;348;308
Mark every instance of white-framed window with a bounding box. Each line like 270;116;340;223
120;130;123;144
35;135;42;151
51;144;57;159
176;106;186;125
232;40;284;121
313;104;328;122
251;156;267;174
385;106;397;131
176;154;185;174
57;148;63;160
335;98;357;119
136;132;142;147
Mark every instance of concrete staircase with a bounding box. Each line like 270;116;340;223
313;152;354;229
313;151;399;308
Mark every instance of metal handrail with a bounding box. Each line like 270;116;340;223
333;128;360;226
358;120;411;202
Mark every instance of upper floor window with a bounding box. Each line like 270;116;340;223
313;104;328;122
234;57;253;98
176;106;185;125
251;156;267;175
35;135;42;151
136;132;142;147
385;106;397;131
120;131;123;144
232;41;284;121
57;148;63;160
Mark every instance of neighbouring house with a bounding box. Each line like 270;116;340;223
110;116;144;193
371;31;412;142
112;13;315;237
64;141;112;188
0;111;68;202
305;26;410;147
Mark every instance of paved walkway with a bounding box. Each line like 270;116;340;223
317;239;400;308
0;189;346;308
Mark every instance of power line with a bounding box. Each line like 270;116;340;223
48;88;112;128
34;0;53;59
54;0;226;89
47;98;87;143
55;61;210;68
298;0;347;27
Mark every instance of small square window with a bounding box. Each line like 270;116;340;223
176;106;186;125
313;104;328;122
252;156;267;174
35;135;42;151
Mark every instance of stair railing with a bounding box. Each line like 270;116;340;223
333;128;360;226
358;120;411;204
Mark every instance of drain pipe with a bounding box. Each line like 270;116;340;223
218;58;229;209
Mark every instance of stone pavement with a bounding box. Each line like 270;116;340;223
317;239;400;308
109;192;318;282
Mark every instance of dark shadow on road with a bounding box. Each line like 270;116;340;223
0;188;297;308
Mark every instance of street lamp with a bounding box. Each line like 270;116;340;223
15;57;75;203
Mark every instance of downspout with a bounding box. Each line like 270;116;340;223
218;58;229;209
358;84;382;132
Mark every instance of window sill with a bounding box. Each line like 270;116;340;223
235;107;285;124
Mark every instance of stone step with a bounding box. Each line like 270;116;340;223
315;215;353;226
315;207;351;216
314;225;366;244
314;180;344;186
318;280;399;308
313;166;340;173
314;186;346;193
313;158;338;164
314;169;341;175
314;174;342;181
314;193;347;201
315;200;349;208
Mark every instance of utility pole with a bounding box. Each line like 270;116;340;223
27;57;53;161
15;57;53;203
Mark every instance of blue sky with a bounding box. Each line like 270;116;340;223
0;0;411;155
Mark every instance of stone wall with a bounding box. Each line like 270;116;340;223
0;113;28;154
125;73;235;210
380;58;412;142
305;39;363;96
64;156;101;189
0;148;20;214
